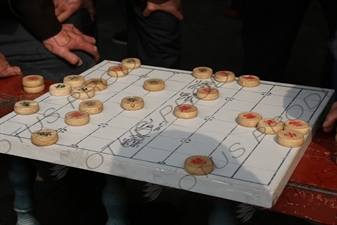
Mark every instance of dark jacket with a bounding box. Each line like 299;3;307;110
0;0;62;40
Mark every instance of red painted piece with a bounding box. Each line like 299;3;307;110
0;75;54;118
1;75;336;224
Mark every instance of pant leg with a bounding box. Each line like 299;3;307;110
127;0;182;69
241;0;310;82
64;168;107;225
332;28;337;98
318;0;337;91
0;10;96;82
231;0;247;16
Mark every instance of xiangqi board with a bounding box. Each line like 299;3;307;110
0;60;334;207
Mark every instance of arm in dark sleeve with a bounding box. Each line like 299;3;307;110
8;0;62;40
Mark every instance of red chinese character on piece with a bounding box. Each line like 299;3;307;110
244;113;256;119
284;132;296;138
203;87;212;93
219;71;228;76
266;119;276;125
114;66;123;71
28;76;38;80
243;75;255;80
191;157;204;164
71;111;83;118
180;105;191;111
289;121;302;127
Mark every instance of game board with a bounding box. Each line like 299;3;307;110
0;60;334;208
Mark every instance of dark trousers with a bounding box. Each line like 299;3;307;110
242;0;337;86
241;0;311;82
127;0;182;69
0;9;96;82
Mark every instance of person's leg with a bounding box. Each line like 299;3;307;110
64;168;107;225
0;10;96;82
331;27;337;98
318;0;337;90
241;0;310;82
127;0;182;69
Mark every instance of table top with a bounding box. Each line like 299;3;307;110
0;61;336;212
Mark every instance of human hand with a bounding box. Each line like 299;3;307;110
0;53;23;78
322;101;337;133
143;0;183;20
54;0;95;23
43;24;99;66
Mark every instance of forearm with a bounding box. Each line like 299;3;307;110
8;0;62;40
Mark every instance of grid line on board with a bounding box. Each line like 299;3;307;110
128;78;245;160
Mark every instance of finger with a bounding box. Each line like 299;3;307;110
81;34;96;45
69;35;100;62
88;8;96;21
142;8;154;18
171;10;183;20
60;50;83;66
54;7;62;17
10;66;23;76
0;66;22;77
57;11;73;23
78;42;100;62
322;109;337;132
323;124;335;133
9;66;23;76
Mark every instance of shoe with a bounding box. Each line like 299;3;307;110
112;31;127;45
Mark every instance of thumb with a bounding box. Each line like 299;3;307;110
142;8;153;18
171;10;183;20
12;66;23;76
62;51;83;66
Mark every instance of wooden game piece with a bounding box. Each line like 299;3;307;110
71;87;95;100
79;100;104;115
121;58;141;69
143;78;165;92
284;119;310;135
173;104;198;119
63;75;85;87
196;87;219;100
107;65;128;77
184;155;214;175
14;100;39;115
214;71;235;83
277;130;304;148
49;83;72;96
192;66;213;79
23;84;45;93
121;96;144;111
65;110;90;126
31;129;58;146
84;78;108;91
237;112;262;127
22;75;44;87
257;118;284;135
237;75;260;87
